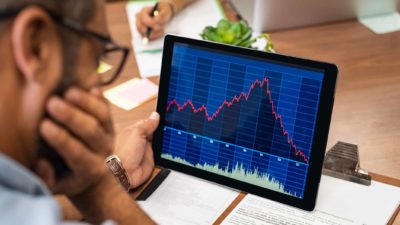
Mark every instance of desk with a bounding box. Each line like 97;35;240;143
105;2;400;224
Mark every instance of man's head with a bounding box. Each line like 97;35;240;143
0;0;109;168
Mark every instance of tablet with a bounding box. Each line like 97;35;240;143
153;35;338;211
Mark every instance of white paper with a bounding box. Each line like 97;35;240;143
222;195;360;225
137;170;239;225
358;12;400;34
126;0;224;77
134;50;163;78
222;175;400;225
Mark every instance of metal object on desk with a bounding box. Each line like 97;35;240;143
323;141;372;186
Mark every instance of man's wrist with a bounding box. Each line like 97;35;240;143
69;171;115;201
159;0;176;20
105;155;132;192
68;172;122;222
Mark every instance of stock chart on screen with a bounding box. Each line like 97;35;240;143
161;43;324;198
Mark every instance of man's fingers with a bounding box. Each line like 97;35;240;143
154;8;172;25
141;15;161;29
40;119;91;169
64;87;113;133
34;158;56;192
136;16;147;36
139;6;155;20
137;6;160;28
139;146;155;186
149;28;165;40
46;96;112;153
129;146;155;188
133;112;160;138
144;144;154;170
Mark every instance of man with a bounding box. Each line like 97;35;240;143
0;0;157;224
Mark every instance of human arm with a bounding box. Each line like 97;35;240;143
37;87;157;224
54;111;160;222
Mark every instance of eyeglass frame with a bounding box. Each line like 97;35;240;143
0;4;130;86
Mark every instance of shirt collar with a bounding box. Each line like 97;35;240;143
0;152;51;196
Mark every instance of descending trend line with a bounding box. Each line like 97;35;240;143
166;78;308;163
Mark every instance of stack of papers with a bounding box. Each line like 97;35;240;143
126;0;224;77
358;12;400;34
137;171;239;225
136;171;400;225
221;175;400;225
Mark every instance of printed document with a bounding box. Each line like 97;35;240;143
137;170;239;225
222;175;400;225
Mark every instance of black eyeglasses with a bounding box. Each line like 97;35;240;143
0;4;130;86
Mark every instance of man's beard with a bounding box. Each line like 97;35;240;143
37;31;80;179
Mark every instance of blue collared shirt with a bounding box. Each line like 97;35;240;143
0;153;114;225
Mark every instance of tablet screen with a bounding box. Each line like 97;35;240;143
160;42;325;199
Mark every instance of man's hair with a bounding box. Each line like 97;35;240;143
0;0;96;27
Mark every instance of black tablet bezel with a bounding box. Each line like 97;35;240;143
153;35;338;211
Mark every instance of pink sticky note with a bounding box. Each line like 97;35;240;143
104;78;158;111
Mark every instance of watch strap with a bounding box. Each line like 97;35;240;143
105;155;132;192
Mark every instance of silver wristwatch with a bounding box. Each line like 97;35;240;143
105;155;132;192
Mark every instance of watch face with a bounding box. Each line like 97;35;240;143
110;162;119;173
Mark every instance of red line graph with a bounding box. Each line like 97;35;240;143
166;78;308;163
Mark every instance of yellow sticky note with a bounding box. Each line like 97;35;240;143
97;61;113;74
104;78;158;111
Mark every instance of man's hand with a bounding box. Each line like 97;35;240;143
36;87;156;224
136;2;173;40
37;87;114;196
114;112;160;189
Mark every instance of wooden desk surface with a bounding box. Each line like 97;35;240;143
105;2;400;224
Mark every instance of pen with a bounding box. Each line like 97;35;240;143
142;2;159;45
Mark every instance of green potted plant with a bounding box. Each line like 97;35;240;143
200;19;274;53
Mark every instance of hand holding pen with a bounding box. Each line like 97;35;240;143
135;2;175;43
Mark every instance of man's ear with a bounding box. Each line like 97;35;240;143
11;6;62;86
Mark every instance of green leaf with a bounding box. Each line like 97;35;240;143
231;23;242;36
217;19;230;30
238;38;256;48
222;29;235;43
239;29;252;42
